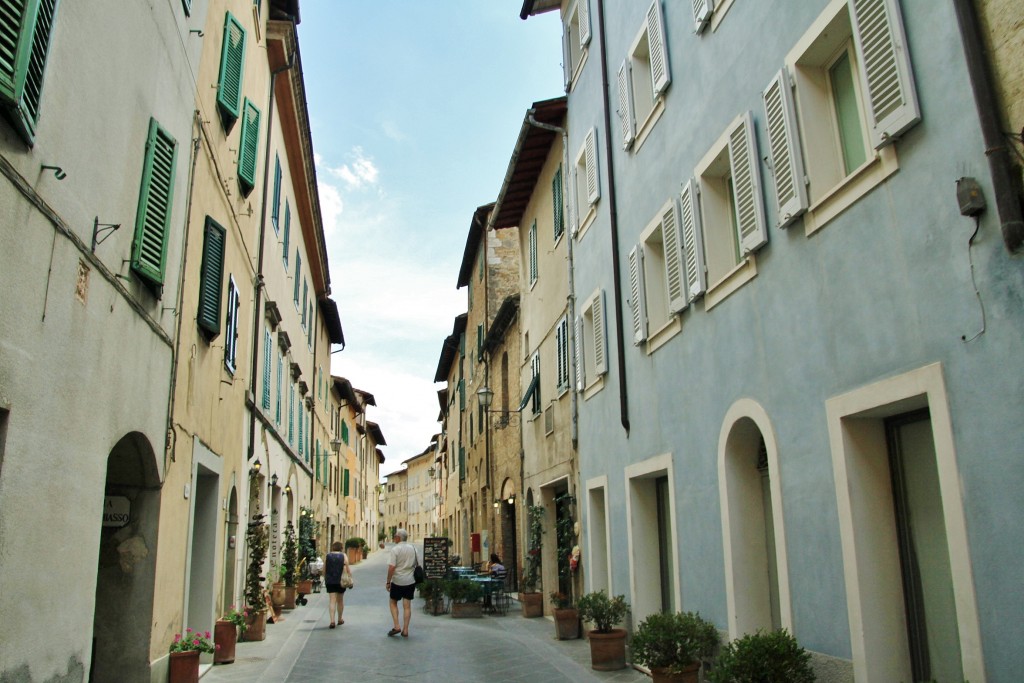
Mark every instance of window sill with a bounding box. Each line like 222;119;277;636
632;98;666;154
582;375;606;401
575;206;597;240
645;316;682;355
705;255;758;312
804;146;899;237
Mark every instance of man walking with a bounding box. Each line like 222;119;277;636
385;528;417;637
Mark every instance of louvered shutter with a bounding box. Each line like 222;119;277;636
529;221;538;283
271;156;282;229
238;98;260;194
565;148;577;236
661;200;688;313
680;179;707;300
578;0;591;47
552;167;564;240
728;112;768;254
275;352;282;423
585;127;600;204
849;0;920;148
628;246;648;344
197;216;226;336
561;25;572;90
262;328;272;409
647;1;671;95
298;403;304;455
293;253;301;304
282;201;291;264
692;0;713;33
762;69;808;228
132;118;178;288
224;278;239;372
574;316;585;391
181;0;191;16
617;60;635;149
288;386;294;442
216;12;246;124
0;0;57;144
593;290;608;375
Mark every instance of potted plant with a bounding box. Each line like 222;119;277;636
361;537;369;559
297;509;317;596
282;521;298;609
520;504;545;617
242;513;269;641
708;629;814;683
576;590;629;671
550;591;580;640
168;627;216;683
269;564;286;614
213;605;247;665
631;611;719;683
445;578;484;618
344;537;363;565
418;578;448;616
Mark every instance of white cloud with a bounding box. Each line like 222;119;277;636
323;147;379;189
318;181;343;238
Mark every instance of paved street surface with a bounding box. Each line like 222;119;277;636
202;545;647;682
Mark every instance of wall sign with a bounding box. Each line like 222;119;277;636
103;496;130;528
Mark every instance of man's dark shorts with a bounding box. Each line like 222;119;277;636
389;583;416;601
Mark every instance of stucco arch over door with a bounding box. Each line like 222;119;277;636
92;431;161;682
717;398;793;639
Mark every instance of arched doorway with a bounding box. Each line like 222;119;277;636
222;486;239;614
92;432;161;682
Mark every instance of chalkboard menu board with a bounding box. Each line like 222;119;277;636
423;537;450;579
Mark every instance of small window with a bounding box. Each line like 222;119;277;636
237;99;261;195
530;353;542;415
0;0;58;144
573;128;600;234
131;118;178;292
224;276;240;374
197;216;227;338
617;1;670;150
216;12;246;127
528;221;538;285
576;290;608;391
552;166;565;241
562;0;591;89
556;316;570;392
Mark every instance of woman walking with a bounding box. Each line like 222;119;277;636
324;541;352;628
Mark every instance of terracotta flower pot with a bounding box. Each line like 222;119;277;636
213;620;236;664
587;629;628;671
168;650;199;683
553;607;580;640
271;582;285;609
651;663;700;683
451;601;483;618
519;592;543;617
296;579;312;595
284;586;296;609
241;609;267;642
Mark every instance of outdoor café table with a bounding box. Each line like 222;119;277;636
472;576;502;613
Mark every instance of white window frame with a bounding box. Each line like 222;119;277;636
555;316;570;394
224;275;240;374
573;128;601;239
618;0;670;152
778;0;919;236
629;199;687;351
562;0;591;91
576;289;608;396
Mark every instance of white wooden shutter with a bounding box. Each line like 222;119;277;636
566;148;578;237
762;69;808;228
593;290;608;375
562;25;572;90
680;178;707;300
647;1;671;95
728;112;768;254
585;127;601;204
692;0;713;33
578;0;592;47
617;60;635;150
574;315;585;391
661;199;688;313
628;246;648;344
849;0;920;148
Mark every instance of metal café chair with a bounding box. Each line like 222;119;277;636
490;569;509;615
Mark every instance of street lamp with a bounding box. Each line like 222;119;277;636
330;438;342;454
476;385;519;427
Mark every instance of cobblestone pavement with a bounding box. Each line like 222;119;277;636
201;545;648;682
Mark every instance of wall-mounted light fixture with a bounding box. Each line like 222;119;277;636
507;494;516;505
284;484;292;495
270;473;278;488
477;385;520;426
493;499;501;509
330;438;342;454
249;460;262;478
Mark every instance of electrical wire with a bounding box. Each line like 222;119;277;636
961;215;986;343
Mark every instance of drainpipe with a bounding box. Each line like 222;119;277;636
594;0;630;434
952;0;1024;253
525;113;578;449
246;33;296;476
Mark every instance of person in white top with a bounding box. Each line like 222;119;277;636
385;528;418;637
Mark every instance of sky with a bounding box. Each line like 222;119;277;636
297;3;564;478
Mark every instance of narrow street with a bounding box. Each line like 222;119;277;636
202;546;646;682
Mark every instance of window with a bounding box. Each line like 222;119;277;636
768;0;919;233
131;118;178;292
552;166;565;241
288;384;294;445
282;201;291;268
237;98;260;195
298;403;304;456
197;216;227;338
307;301;313;347
293;252;301;306
216;12;246;126
0;0;58;144
301;281;308;328
342;420;349;445
530;352;541;415
693;112;767;288
555;316;570;393
573;128;600;234
562;0;591;90
617;0;670;150
575;289;608;392
275;348;283;424
271;156;282;232
629;199;687;344
528;220;538;285
224;276;240;373
262;327;272;410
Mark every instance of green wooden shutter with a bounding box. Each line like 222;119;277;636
282;201;291;266
275;350;282;423
0;0;58;145
262;328;272;409
237;98;260;194
342;420;349;444
343;469;350;496
271;156;281;231
132;118;178;290
216;12;246;125
197;216;226;336
293;253;301;304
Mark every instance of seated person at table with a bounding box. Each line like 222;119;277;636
488;553;506;578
